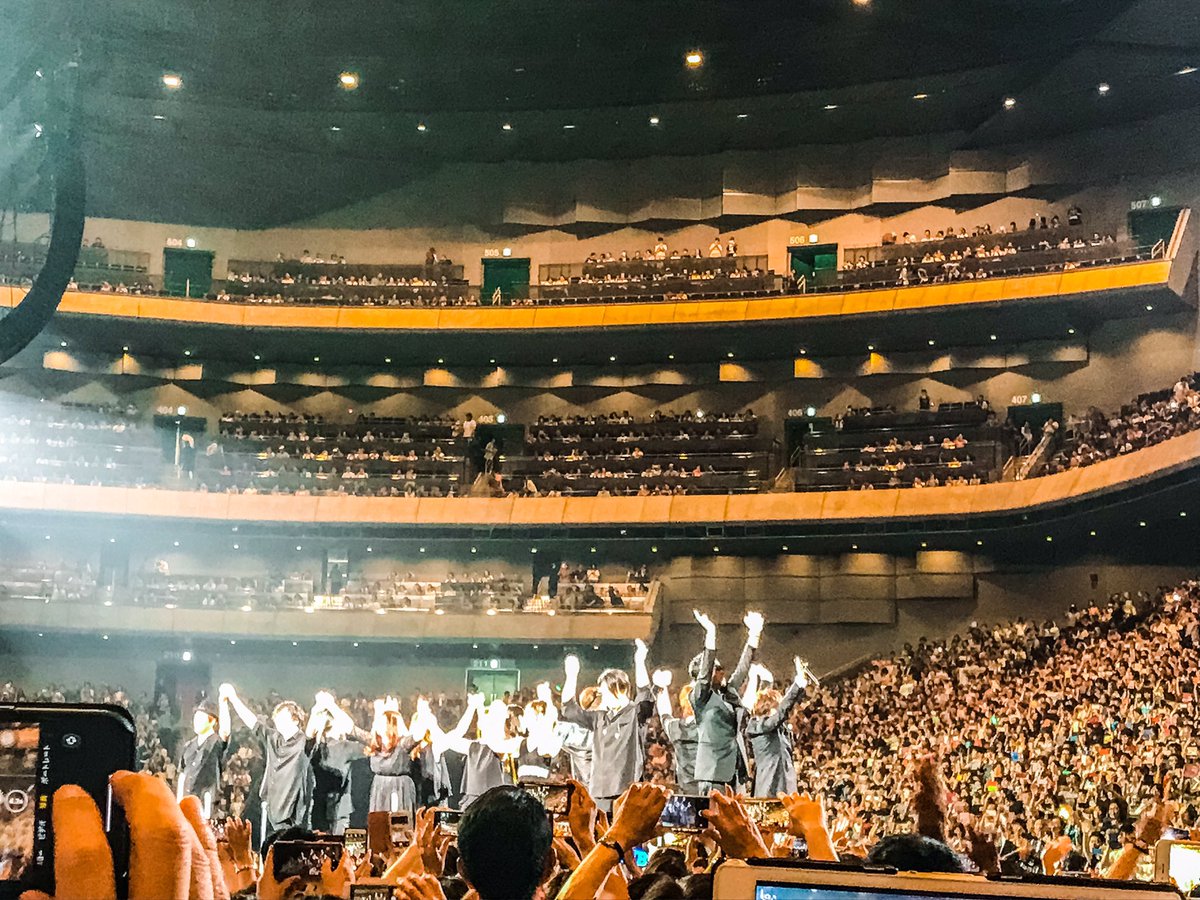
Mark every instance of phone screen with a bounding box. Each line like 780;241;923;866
0;722;38;882
273;840;344;880
659;794;708;831
434;809;463;834
0;704;136;900
744;799;790;830
632;846;649;867
344;828;367;861
520;781;573;815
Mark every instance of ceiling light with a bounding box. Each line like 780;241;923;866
1176;66;1198;76
928;339;935;346
736;113;749;119
32;123;43;138
563;123;576;130
552;357;559;363
501;122;513;132
59;341;67;348
799;348;807;355
1003;97;1017;110
649;116;661;126
684;50;704;68
162;73;183;89
338;71;360;90
609;355;616;361
416;122;427;132
1146;305;1154;311
385;357;392;363
867;344;875;351
152;114;165;121
668;354;675;360
913;93;928;100
823;104;839;110
329;125;342;132
727;351;734;358
1067;328;1075;335
990;334;997;341
1097;82;1110;95
183;349;191;356
313;356;320;362
254;354;261;361
122;346;129;352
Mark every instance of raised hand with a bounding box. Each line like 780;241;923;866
793;656;809;687
607;782;671;850
634;639;650;664
218;682;235;701
564;655;581;678
702;788;769;860
536;682;553;705
743;611;764;636
652;668;673;690
692;609;716;633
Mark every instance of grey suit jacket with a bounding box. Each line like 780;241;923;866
691;640;754;784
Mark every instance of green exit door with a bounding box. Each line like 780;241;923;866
163;247;214;298
481;257;530;305
465;667;521;703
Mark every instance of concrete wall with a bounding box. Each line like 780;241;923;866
8;310;1197;435
6;144;1194;286
2;560;1191;699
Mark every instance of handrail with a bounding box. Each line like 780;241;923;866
1016;424;1057;481
1152;239;1166;259
1167;208;1191;261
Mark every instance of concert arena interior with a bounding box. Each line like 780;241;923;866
3;2;1200;898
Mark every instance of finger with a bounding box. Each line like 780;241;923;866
19;892;53;900
51;785;116;900
110;771;193;900
180;796;228;900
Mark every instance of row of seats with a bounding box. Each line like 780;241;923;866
0;565;650;613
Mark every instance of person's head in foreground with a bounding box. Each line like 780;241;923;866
457;785;554;900
867;833;971;873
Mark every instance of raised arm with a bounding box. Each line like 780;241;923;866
317;691;370;743
652;669;674;720
691;610;718;707
219;683;258;732
439;693;484;756
633;638;651;690
561;654;581;705
747;658;807;736
727;611;763;693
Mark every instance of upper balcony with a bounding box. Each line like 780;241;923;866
0;209;1191;366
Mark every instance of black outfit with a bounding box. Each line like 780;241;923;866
309;728;369;834
253;719;315;841
562;687;654;803
369;737;418;815
692;642;754;791
177;732;227;814
746;679;806;796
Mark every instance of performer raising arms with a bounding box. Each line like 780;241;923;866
175;697;225;819
434;692;524;808
689;609;763;794
746;656;810;797
306;690;371;833
219;682;315;842
561;638;654;811
653;669;700;794
366;696;419;816
515;683;564;779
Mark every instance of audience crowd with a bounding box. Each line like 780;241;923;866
8;577;1200;897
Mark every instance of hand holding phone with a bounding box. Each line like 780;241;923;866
0;704;135;900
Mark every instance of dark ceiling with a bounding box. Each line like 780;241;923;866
3;0;1200;227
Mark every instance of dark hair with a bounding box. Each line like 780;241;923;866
261;825;316;858
599;668;631;699
457;786;553;900
630;872;685;900
271;700;307;729
439;877;470;900
867;833;970;873
680;872;714;899
643;847;688;880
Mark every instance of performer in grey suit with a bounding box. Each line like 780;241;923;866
746;656;810;797
689;609;763;794
652;668;700;795
560;638;654;812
